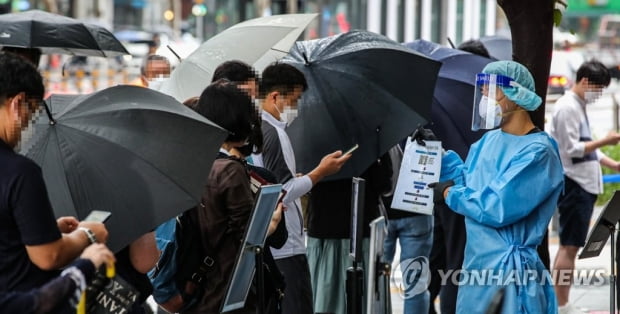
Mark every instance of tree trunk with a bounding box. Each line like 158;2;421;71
498;0;554;130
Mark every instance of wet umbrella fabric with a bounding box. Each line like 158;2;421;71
159;13;317;102
0;10;128;57
283;30;441;180
20;85;227;252
479;35;512;61
405;40;494;159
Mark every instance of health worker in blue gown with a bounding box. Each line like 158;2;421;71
430;60;564;314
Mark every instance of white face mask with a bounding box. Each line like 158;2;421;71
584;89;601;104
282;107;298;125
477;95;502;128
273;102;298;125
147;76;168;91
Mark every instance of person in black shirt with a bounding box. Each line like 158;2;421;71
306;154;392;314
0;52;108;293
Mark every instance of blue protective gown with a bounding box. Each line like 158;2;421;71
440;129;564;314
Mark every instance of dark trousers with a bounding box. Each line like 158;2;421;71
428;203;465;314
275;254;313;314
538;231;550;270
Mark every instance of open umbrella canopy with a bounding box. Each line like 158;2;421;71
0;10;128;57
479;35;512;61
20;85;227;252
284;30;441;180
405;39;494;159
159;13;317;102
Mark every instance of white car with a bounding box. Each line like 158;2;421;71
547;50;584;101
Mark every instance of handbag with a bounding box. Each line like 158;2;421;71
85;269;140;314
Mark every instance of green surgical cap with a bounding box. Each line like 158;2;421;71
482;61;542;111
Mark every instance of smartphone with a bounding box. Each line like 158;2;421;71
83;210;112;223
344;144;359;155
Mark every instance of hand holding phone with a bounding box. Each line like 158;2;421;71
83;210;112;223
343;144;359;156
278;189;288;205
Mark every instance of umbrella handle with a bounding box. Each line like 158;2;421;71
167;45;182;62
77;292;86;314
43;102;56;125
447;37;456;49
302;52;310;66
106;262;115;278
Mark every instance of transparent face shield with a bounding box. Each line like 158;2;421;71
471;73;513;131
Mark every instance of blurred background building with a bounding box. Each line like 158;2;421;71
0;0;618;50
4;0;620;98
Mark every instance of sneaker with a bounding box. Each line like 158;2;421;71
558;303;586;314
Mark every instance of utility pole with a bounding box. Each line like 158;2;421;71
171;0;181;37
287;0;297;13
256;0;271;16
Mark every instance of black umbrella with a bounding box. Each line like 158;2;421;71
479;35;512;61
283;30;441;180
405;40;494;159
0;10;128;57
20;85;227;252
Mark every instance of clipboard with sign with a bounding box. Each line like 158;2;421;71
390;138;442;215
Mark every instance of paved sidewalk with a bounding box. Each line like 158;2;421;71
548;205;615;313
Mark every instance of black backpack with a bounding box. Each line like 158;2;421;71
148;207;216;313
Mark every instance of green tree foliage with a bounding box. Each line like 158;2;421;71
598;145;620;205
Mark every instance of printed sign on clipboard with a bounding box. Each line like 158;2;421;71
391;138;442;215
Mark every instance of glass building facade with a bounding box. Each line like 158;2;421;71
109;0;499;45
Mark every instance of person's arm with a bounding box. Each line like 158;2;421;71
554;104;619;155
445;143;564;228
600;155;620;172
26;221;108;271
0;259;89;314
26;232;91;271
261;124;313;202
1;244;113;314
221;162;255;237
10;162;104;270
0;290;38;313
261;123;350;202
439;150;466;184
266;207;288;249
129;232;159;274
306;150;351;184
584;131;620;154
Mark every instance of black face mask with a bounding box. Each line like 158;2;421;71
236;143;254;157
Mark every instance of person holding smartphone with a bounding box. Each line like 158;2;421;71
253;63;351;314
0;53;108;296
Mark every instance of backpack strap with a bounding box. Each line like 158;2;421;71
175;207;218;309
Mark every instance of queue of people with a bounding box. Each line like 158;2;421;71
1;33;620;314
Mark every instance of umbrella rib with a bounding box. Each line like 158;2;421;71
50;125;80;215
55;123;200;202
319;64;427;128
316;65;417;119
81;23;106;57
